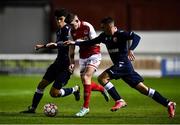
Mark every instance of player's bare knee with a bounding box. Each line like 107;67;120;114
84;73;92;79
98;76;105;85
50;88;59;97
37;79;50;90
81;73;92;83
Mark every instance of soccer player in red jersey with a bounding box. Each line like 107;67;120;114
65;13;110;117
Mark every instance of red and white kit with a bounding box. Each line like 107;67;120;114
70;21;101;71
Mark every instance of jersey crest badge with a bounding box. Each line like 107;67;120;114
84;30;88;35
113;37;117;42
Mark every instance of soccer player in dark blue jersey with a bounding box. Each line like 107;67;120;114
64;17;176;118
20;8;80;113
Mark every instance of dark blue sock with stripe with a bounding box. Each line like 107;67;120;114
61;88;73;97
104;82;121;101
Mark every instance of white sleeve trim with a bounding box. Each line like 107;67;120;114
83;21;97;39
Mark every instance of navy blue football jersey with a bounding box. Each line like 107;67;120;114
76;29;141;65
54;24;70;66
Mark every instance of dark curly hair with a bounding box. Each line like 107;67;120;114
54;8;69;18
65;13;76;24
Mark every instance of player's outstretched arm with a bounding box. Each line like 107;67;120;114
35;42;58;50
63;40;76;45
46;42;57;49
35;44;46;50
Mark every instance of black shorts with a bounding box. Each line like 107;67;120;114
43;63;72;89
106;65;144;88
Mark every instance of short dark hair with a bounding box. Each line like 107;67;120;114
65;13;76;24
100;17;114;25
54;8;69;18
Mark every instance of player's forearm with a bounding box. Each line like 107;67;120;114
75;37;99;46
129;33;141;50
35;44;46;50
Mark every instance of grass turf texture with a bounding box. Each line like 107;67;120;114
0;75;179;124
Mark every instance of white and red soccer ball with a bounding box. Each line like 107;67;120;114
43;103;58;117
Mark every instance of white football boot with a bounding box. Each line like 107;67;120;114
75;107;90;117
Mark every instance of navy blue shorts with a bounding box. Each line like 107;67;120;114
105;64;144;88
43;63;72;89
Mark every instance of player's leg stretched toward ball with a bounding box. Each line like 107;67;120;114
98;68;176;118
135;82;176;118
20;66;80;114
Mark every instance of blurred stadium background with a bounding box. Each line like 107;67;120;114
0;0;180;77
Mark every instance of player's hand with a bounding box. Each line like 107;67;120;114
46;42;57;48
35;44;45;50
69;63;75;73
63;40;75;45
128;50;135;61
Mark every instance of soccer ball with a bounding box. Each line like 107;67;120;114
43;103;58;117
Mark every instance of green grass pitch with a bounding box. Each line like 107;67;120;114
0;75;179;124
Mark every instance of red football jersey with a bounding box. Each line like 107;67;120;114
71;21;100;59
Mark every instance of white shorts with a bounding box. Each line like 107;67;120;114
79;53;101;73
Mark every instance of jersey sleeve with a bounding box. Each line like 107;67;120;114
83;22;97;39
121;31;141;50
75;34;102;46
128;32;141;50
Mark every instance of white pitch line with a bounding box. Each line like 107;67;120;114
0;90;33;96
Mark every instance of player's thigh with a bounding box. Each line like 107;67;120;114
87;54;101;71
104;65;124;80
82;55;101;79
43;63;57;83
52;70;72;90
122;71;144;88
83;66;96;77
79;54;101;74
37;79;51;89
79;58;87;74
98;71;111;85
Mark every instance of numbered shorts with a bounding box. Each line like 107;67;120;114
79;53;101;73
43;63;72;89
106;65;144;88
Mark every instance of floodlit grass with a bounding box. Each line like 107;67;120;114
0;75;179;124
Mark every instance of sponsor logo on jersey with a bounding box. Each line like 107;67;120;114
84;30;89;35
108;48;119;53
113;37;117;42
